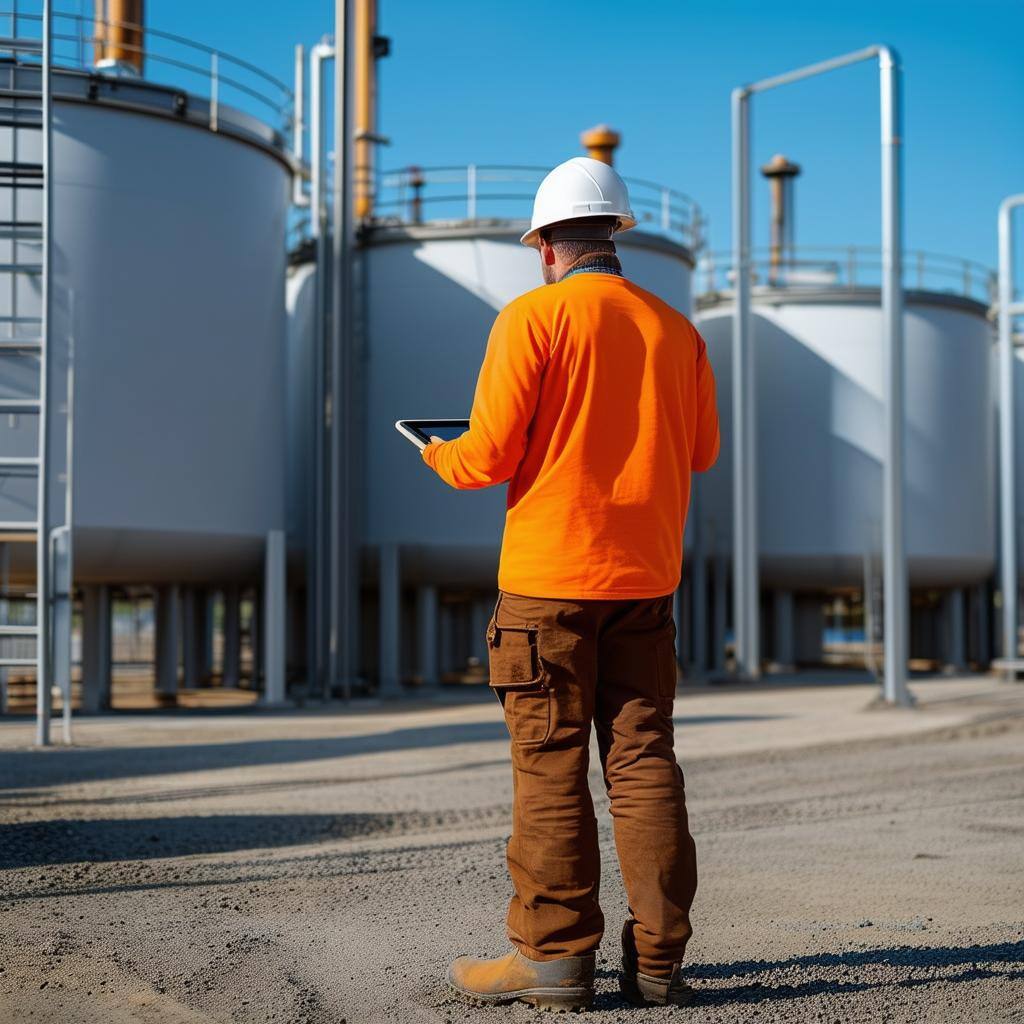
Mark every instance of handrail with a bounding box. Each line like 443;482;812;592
373;164;705;252
698;246;996;306
0;6;293;137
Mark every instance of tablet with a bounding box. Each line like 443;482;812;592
395;418;470;451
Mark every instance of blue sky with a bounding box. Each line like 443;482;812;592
148;0;1022;274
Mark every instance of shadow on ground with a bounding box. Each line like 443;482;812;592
588;940;1024;1008
0;806;513;870
0;715;778;790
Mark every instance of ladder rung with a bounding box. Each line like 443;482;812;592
0;263;41;274
0;624;36;635
0;339;41;350
0;456;38;468
0;398;39;411
0;521;37;531
0;657;37;667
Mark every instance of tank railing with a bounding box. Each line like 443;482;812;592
373;165;705;251
0;7;293;141
698;246;997;306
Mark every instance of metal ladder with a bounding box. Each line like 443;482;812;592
0;6;66;744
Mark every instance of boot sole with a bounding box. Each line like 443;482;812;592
449;981;593;1012
619;974;695;1007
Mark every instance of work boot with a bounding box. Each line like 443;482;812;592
448;948;595;1012
619;919;695;1007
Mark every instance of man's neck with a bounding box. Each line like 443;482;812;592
558;252;623;282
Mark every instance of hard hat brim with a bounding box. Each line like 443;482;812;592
520;212;637;249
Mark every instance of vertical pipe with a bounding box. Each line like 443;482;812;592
354;0;375;219
467;164;476;222
998;196;1024;665
36;0;53;745
879;48;910;705
331;0;356;699
308;41;333;699
292;44;307;207
731;86;759;679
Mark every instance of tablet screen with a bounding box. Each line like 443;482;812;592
395;419;470;449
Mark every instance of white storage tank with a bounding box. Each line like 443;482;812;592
694;251;996;670
694;273;995;589
0;61;291;584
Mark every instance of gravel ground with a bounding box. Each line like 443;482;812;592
1;684;1022;1023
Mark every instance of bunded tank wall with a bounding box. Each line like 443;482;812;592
362;227;695;587
286;260;316;576
54;100;290;583
695;292;995;589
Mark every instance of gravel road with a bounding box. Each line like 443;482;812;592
1;685;1022;1023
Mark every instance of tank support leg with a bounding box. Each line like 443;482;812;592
263;529;287;704
773;590;795;672
416;584;439;688
713;553;728;674
181;588;201;690
155;585;180;699
81;584;112;713
378;543;401;697
944;589;966;673
223;585;241;687
438;599;453;684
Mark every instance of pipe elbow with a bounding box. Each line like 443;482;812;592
876;44;901;70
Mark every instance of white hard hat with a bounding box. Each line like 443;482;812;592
520;156;636;248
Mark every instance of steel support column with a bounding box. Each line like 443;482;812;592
998;195;1024;665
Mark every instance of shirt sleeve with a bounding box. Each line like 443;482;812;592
421;301;548;489
691;329;721;472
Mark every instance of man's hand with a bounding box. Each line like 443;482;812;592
428;435;445;444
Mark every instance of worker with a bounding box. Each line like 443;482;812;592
421;156;720;1011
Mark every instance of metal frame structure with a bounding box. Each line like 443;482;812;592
731;45;911;705
998;195;1024;666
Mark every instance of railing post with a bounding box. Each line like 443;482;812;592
917;251;924;289
661;187;670;232
963;261;971;299
210;51;218;131
847;246;856;289
467;163;476;222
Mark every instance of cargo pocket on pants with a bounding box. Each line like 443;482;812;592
487;619;551;748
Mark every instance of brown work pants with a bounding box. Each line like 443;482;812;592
485;590;697;978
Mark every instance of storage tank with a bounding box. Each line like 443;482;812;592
694;251;996;668
0;15;294;710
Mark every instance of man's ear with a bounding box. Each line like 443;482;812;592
543;244;556;266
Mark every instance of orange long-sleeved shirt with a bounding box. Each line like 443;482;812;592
422;271;720;600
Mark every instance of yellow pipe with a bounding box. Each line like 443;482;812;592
94;0;145;75
580;124;620;166
354;0;376;219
